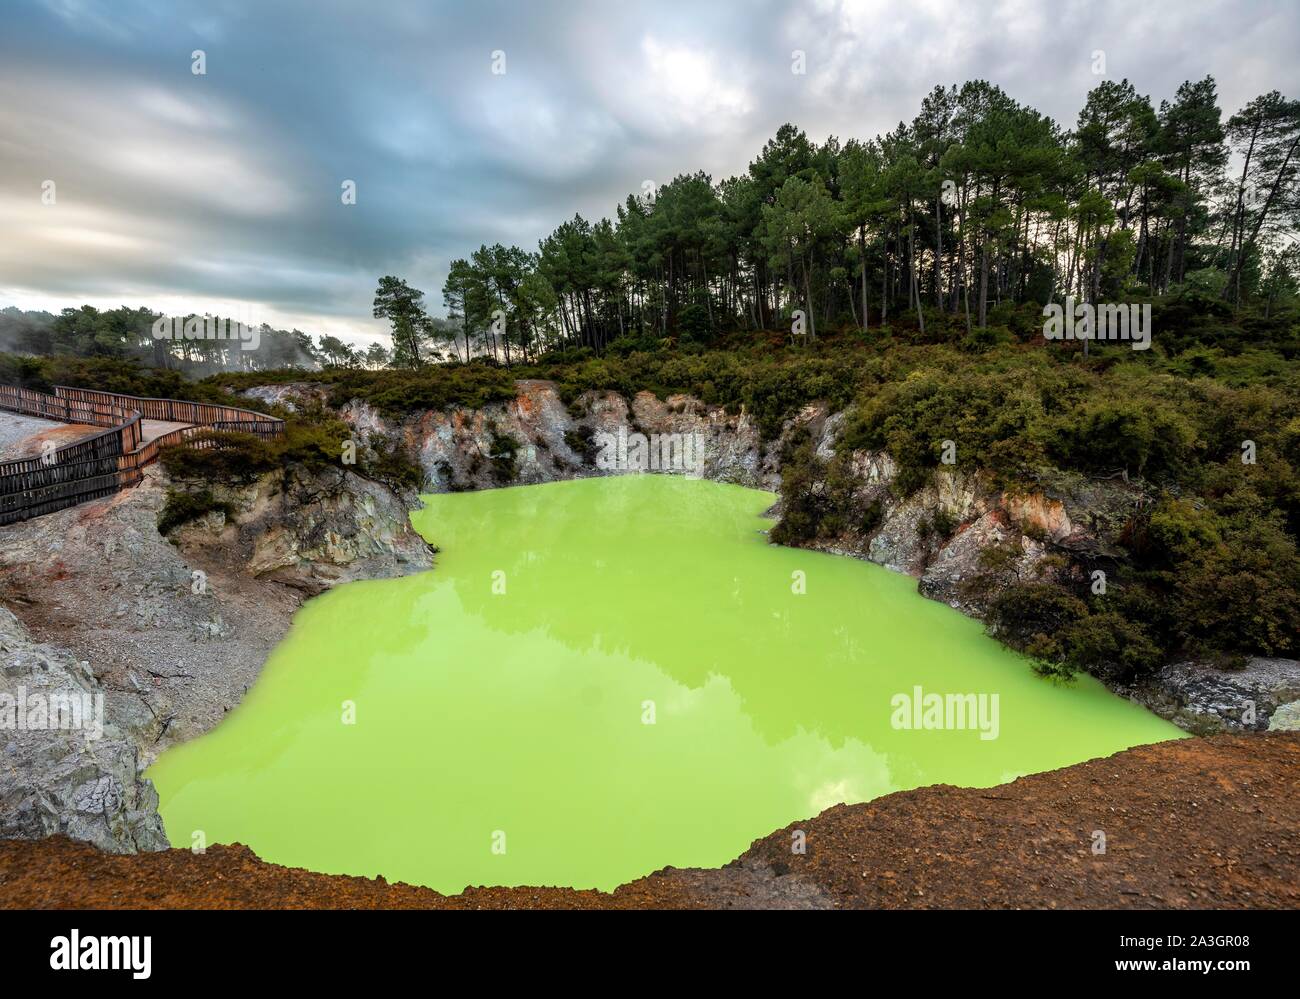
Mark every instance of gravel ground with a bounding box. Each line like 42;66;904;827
2;733;1295;909
0;413;100;461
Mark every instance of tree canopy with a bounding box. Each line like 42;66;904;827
376;75;1296;368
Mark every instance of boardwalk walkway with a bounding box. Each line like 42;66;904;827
141;419;195;445
0;384;284;526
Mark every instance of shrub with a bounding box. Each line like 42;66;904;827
768;427;825;545
207;364;518;420
930;507;957;539
159;430;280;483
159;411;357;485
985;581;1089;665
1172;516;1300;658
157;488;234;535
861;498;883;534
487;428;521;484
564;426;599;464
361;434;423;491
1059;612;1164;683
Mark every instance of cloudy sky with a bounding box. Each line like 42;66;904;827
2;0;1297;345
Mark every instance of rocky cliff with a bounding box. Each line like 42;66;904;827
243;379;780;491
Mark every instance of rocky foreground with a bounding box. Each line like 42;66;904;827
2;733;1296;909
0;459;433;850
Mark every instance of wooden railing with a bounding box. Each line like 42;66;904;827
0;384;284;526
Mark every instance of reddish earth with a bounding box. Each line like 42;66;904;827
2;733;1296;909
0;420;101;462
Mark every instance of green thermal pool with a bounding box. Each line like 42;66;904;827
148;475;1183;892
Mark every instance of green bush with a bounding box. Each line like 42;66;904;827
767;427;824;546
861;498;884;534
488;428;521;484
564;426;599;464
1058;612;1163;683
930;507;957;539
159;430;280;483
1171;515;1300;657
207;364;518;420
362;433;423;491
157;488;234;534
984;582;1090;677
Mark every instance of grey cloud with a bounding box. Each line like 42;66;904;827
1;0;1297;343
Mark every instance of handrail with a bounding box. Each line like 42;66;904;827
0;383;284;525
52;385;283;432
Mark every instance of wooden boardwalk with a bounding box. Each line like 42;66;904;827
0;385;284;526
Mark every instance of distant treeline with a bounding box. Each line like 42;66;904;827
0;305;391;375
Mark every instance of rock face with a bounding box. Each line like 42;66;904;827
174;465;435;596
244;380;780;493
1270;701;1300;731
239;383;328;413
0;608;166;853
784;424;1128;617
1125;658;1300;734
870;469;990;576
792;408;1156;612
917;510;1051;616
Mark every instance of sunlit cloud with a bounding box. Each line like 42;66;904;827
637;36;754;130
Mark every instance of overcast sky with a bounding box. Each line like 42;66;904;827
2;0;1297;345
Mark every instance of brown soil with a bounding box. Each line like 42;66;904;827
3;733;1297;909
0;421;101;461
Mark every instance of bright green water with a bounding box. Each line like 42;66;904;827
148;476;1182;892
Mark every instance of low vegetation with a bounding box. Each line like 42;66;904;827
156;406;422;493
157;488;235;535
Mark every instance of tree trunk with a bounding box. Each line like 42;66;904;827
1226;131;1299;302
880;238;888;324
934;194;943;310
801;253;816;341
909;212;925;334
1227;124;1259;302
978;233;989;328
859;225;870;331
